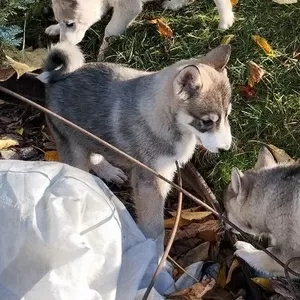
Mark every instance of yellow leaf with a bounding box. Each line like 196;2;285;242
252;277;274;292
44;151;59;161
248;61;266;88
170;211;212;221
216;265;227;288
3;47;48;79
273;0;297;3
5;55;37;79
149;18;173;39
221;34;235;45
251;35;275;57
266;144;294;163
231;0;239;6
164;217;191;229
15;128;24;136
0;139;19;150
226;258;240;284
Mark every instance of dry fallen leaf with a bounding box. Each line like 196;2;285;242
273;0;297;3
217;264;227;288
266;144;294;163
44;150;59;161
225;258;240;285
0;138;19;150
165;217;191;229
171;219;221;243
248;61;266;88
251;35;275;57
168;278;215;299
221;34;235;45
182;241;210;267
239;84;256;99
231;0;239;6
15;128;24;136
251;277;274;293
149;18;174;39
1;47;47;79
0;66;15;82
170;211;212;222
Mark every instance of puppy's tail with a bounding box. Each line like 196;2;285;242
37;42;85;84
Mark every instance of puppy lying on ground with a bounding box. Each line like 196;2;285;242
38;42;232;260
224;146;300;277
46;0;234;59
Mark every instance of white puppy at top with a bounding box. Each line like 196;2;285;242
46;0;234;59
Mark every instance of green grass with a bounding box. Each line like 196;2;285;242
21;0;300;196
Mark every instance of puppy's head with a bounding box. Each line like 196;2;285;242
174;45;232;153
52;0;93;45
223;147;277;235
161;0;195;11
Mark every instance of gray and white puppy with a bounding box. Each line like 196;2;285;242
224;146;300;277
38;42;232;258
45;0;234;59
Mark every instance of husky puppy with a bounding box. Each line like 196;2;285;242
224;146;300;277
45;0;234;59
38;42;232;258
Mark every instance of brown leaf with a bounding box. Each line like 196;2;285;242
239;85;256;99
172;220;221;243
44;150;59;161
165;217;191;229
5;55;37;79
248;61;266;88
0;66;15;82
231;0;239;6
221;35;235;45
251;277;274;292
225;258;240;285
266;144;294;163
170;211;212;222
149;18;174;39
216;265;227;288
168;278;215;299
182;241;210;267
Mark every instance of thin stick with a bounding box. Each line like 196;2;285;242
167;255;198;283
141;162;183;300
1;85;300;278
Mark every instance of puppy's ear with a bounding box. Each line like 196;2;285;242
254;146;277;170
231;167;244;195
199;44;231;71
173;65;202;101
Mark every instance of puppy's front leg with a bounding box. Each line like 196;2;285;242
235;241;286;277
213;0;234;30
98;0;142;60
131;166;170;260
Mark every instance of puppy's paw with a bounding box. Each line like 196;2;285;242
45;24;60;36
100;166;128;185
218;11;234;31
235;241;256;251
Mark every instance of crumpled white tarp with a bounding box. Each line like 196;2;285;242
0;160;210;300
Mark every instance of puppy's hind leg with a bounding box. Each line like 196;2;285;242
98;0;142;60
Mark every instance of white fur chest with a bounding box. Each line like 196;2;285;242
154;133;197;180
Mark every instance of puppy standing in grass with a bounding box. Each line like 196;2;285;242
45;0;234;59
38;42;232;259
224;146;300;276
